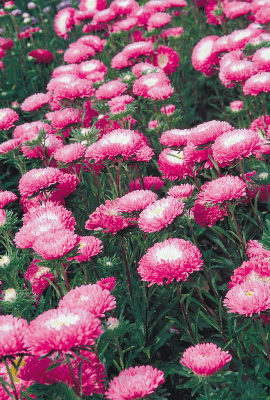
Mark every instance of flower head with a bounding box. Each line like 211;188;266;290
180;343;232;376
0;315;28;358
224;280;270;316
105;365;165;400
0;108;19;131
58;283;116;317
138;238;203;285
117;190;158;213
24;308;102;356
21;93;49;112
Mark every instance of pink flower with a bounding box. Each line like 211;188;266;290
85;200;131;234
77;59;107;78
24;308;102;356
180;343;232;376
72;235;103;262
212;129;263;167
0;209;6;226
110;0;138;15
29;49;54;64
224;280;270;316
122;41;154;60
0;139;21;154
85;129;153;163
95;80;127;100
153;45;179;74
50;108;81;130
24;259;54;296
0;108;19;130
253;47;270;72
160;104;175;115
52;64;78;78
76;35;106;52
243;72;270;96
0;315;28;357
157;148;192;181
18;167;64;198
138;238;203;285
148;84;174;100
131;62;161;77
133;72;169;97
161;27;183;38
64;44;95;64
189;120;233;147
128;176;164;191
147;12;171;30
250;115;270;133
33;230;79;260
192;36;219;75
13;121;51;142
105;365;165;400
58;284;116;317
247;240;270;259
224;1;250;19
230;100;243;112
229;257;270;289
54;7;75;39
138;197;184;233
54;143;86;164
96;277;116;291
117;190;157;213
198;175;247;205
21;93;49;112
160;128;191;147
0;191;17;208
167;184;195;200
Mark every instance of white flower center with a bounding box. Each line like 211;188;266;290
47;314;80;330
224;133;245;146
156;246;182;261
166;150;185;164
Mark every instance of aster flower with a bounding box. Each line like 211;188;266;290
51;108;81;130
133;72;170;98
229;257;270;289
243;72;270;95
160;128;191;147
192;36;219;75
212;129;263;167
24;308;102;356
0;138;21;154
138;238;203;285
21;93;49;112
0;315;28;357
157;148;193;181
52;64;79;78
167;184;195;200
112;17;138;33
230;100;243;112
0;191;17;208
19;351;105;396
0;108;19;131
29;49;54;64
227;28;261;52
18;167;64;198
160;104;175;115
138;197;184;233
205;0;225;26
32;229;79;260
86;129;153;163
147;12;171;30
0;209;6;226
0;361;34;400
24;259;54;296
76;35;106;52
122;41;154;60
110;0;138;15
95;80;127;100
92;8;116;23
54;7;75;39
85;200;131;234
253;47;270;72
128;176;164;191
145;0;167;13
247;240;270;259
180;343;232;376
117;190;158;213
64;44;95;64
77;59;107;78
54;143;86;164
71;235;103;262
131;62;160;77
222;60;257;84
153;45;179;74
105;365;165;400
96;277;116;291
189;120;233;147
148;84;174;100
198;175;247;205
58;283;116;317
193;197;228;228
224;280;270;316
161;27;183;38
224;1;250;19
13;121;51;142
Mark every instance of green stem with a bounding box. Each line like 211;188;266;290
66;354;81;398
228;203;247;254
4;358;18;400
257;318;270;363
176;282;196;344
60;264;71;292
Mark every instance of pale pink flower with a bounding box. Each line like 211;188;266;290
224;280;270;316
105;365;165;400
180;343;232;376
